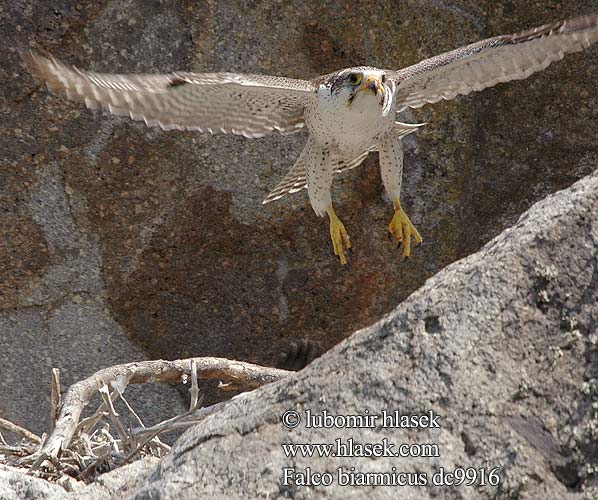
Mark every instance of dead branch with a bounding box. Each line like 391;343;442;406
188;360;199;411
76;390;119;436
33;357;290;469
130;392;248;436
50;368;61;432
0;417;41;445
122;391;204;466
98;386;129;451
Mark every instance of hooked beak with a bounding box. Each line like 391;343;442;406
359;76;383;96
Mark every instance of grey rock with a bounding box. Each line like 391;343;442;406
2;1;598;497
0;458;159;500
124;171;597;499
2;0;598;435
64;457;160;500
1;146;596;499
0;467;65;500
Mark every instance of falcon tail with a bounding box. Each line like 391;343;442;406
395;121;427;138
263;122;425;205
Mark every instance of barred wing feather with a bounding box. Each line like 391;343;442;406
390;14;598;112
22;51;316;138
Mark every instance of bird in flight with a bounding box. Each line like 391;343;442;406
22;13;598;265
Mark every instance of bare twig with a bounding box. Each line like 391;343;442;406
189;360;199;411
117;393;144;430
35;357;290;468
76;391;119;435
50;368;61;433
0;417;41;445
123;394;204;466
114;390;170;455
0;444;34;456
130;392;248;435
98;386;129;450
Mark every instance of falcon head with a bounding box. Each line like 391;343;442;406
326;67;387;108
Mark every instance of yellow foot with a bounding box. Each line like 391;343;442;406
327;207;351;265
388;199;422;257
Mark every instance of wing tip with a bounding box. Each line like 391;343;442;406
19;47;46;82
510;12;598;44
19;47;73;94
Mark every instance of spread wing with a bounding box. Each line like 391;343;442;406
389;13;598;112
21;51;316;138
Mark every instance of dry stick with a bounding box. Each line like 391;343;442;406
98;386;129;451
34;357;290;469
0;444;34;456
189;360;199;411
114;389;170;454
117;393;144;430
131;392;249;436
50;368;61;433
0;418;41;445
123;393;204;466
77;390;120;435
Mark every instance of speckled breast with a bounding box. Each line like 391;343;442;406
305;88;395;156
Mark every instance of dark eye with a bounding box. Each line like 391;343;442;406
348;73;362;86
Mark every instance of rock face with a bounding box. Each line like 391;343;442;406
125;172;598;499
4;156;594;499
0;466;65;500
2;0;597;439
114;170;597;499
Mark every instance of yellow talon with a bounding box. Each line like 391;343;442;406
388;198;422;257
327;207;351;265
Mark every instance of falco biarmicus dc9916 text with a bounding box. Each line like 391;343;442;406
21;13;598;265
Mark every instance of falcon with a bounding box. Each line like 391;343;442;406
21;13;598;265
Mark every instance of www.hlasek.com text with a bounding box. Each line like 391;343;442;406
282;438;439;459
